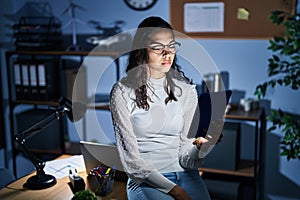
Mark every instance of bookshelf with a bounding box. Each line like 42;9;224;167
5;50;122;176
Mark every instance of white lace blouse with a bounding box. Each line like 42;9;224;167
110;76;204;194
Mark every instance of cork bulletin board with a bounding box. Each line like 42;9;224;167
170;0;296;39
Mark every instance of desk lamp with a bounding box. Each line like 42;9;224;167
14;97;86;190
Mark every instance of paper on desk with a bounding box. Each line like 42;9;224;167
44;155;86;179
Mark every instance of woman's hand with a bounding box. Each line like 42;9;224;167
193;136;209;149
194;120;225;149
168;185;192;200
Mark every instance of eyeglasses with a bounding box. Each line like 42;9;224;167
148;41;181;54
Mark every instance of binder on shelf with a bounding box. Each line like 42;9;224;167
29;62;38;100
21;62;30;100
37;62;47;100
13;62;22;100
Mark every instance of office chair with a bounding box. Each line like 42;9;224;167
0;168;16;189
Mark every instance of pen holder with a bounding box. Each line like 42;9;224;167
87;169;115;196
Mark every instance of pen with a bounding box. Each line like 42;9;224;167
105;168;111;175
98;166;103;174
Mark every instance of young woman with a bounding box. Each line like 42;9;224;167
110;16;211;200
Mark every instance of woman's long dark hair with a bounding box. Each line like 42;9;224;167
121;16;190;110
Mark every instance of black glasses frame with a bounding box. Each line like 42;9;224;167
148;41;181;54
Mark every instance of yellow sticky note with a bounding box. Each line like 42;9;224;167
237;8;249;20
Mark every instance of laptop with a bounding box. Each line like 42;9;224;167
80;141;128;182
196;90;232;138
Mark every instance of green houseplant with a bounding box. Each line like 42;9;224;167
254;10;300;160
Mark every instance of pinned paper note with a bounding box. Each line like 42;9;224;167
237;8;249;20
184;2;224;32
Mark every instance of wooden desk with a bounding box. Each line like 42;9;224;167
0;155;127;200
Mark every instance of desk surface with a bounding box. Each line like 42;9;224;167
0;155;127;200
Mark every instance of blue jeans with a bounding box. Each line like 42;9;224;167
127;169;211;200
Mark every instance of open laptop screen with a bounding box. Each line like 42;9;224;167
80;141;127;182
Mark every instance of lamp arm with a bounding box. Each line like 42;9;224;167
14;109;64;175
15;135;47;175
12;98;80;190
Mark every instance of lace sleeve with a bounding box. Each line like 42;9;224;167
178;84;204;169
110;83;153;182
109;83;176;193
